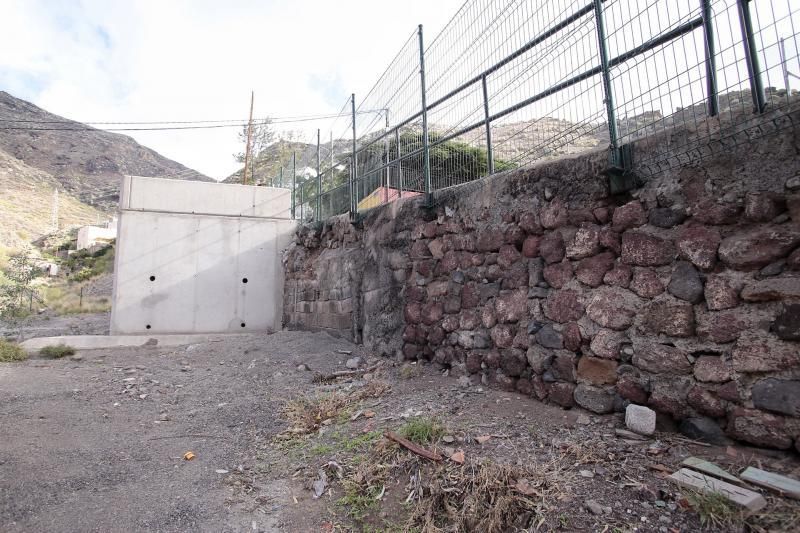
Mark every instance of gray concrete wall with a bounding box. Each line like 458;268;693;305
111;176;295;335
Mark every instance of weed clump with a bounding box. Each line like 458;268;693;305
398;417;445;445
0;339;27;362
685;489;742;529
39;344;76;359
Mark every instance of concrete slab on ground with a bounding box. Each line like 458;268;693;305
20;333;250;352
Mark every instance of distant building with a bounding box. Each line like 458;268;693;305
77;218;117;251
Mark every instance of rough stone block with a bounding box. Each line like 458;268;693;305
589;329;627;359
603;263;632;288
687;386;726;418
522;235;541;258
495;289;527;323
692;198;741;225
630;267;664;298
585;287;641;330
719;224;800;270
543;261;573;288
575;252;615;288
696;309;751;344
752;379;800;417
632;341;692;374
704;275;739;311
741;277;800;302
693;356;731;383
518;211;542;234
490;324;515;348
667;261;704;303
732;330;800;373
773;303;800;340
648;376;694;419
676;226;721;271
540;231;565;264
574;383;615;414
577;357;618;385
566;224;601;259
625;404;656;436
649;207;686;228
544;289;585;323
744;192;785;222
621;231;676;266
612;200;647;232
642;299;695;337
541;199;569;229
548;382;576;407
500;348;527;377
727;408;793;450
562;322;582;352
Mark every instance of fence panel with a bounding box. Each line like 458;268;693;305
287;0;800;222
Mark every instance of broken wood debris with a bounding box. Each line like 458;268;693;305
312;363;380;383
682;457;742;485
384;431;443;461
669;468;767;512
615;428;650;441
740;466;800;500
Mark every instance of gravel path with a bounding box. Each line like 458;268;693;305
0;331;356;532
2;329;799;532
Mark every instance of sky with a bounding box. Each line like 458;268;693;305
0;0;464;180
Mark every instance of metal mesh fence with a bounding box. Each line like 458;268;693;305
282;0;799;221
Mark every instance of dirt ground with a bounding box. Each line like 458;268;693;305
2;329;799;533
0;311;110;340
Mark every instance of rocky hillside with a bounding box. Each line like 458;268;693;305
0;149;101;250
0;91;212;211
224;139;339;185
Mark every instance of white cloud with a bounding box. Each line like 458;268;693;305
0;0;463;180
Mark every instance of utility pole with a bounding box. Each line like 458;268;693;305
51;189;59;231
243;91;255;185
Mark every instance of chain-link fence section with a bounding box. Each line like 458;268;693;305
275;0;799;221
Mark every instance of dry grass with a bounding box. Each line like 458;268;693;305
327;416;568;532
743;496;800;533
39;344;76;359
0;339;27;362
407;461;558;533
684;489;743;529
281;380;391;437
41;283;110;314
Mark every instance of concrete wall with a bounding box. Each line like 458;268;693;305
283;108;800;451
112;176;295;335
77;225;117;250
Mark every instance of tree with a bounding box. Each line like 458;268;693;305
233;118;275;164
0;248;41;339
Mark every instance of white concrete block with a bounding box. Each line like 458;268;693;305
625;404;656;436
111;176;296;335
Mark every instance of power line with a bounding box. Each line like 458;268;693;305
0;109;389;127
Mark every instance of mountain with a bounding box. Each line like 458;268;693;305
0;91;212;211
224;139;335;185
0;148;101;250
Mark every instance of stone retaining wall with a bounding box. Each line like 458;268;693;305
283;115;800;451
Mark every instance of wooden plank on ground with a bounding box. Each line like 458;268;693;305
682;457;742;485
669;468;767;512
740;467;800;500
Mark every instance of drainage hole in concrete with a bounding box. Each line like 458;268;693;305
240;322;246;328
149;275;156;281
146;325;152;330
242;277;248;283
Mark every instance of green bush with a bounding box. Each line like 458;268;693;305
0;339;28;362
39;344;76;359
66;245;115;283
